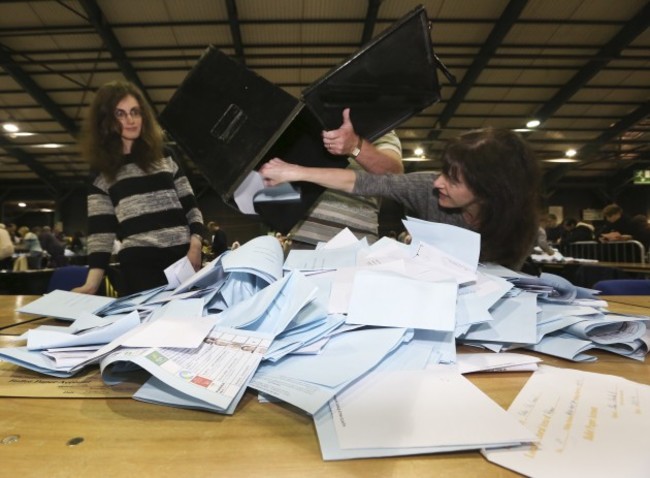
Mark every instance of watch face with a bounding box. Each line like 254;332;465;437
352;147;361;158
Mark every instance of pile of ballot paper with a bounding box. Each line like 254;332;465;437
2;218;649;475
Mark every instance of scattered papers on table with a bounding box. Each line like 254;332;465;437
2;223;649;467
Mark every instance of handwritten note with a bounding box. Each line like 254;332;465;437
483;365;650;478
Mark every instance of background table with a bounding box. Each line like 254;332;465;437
601;295;650;309
1;295;648;477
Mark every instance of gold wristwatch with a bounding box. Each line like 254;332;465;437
351;136;363;158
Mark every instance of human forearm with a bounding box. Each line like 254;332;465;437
299;166;357;192
353;141;403;174
260;159;357;193
72;268;105;295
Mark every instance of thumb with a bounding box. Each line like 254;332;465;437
341;108;352;127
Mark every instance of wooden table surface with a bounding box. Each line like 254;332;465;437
539;260;650;276
601;295;650;309
1;295;649;477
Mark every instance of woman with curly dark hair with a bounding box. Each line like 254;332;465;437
260;128;541;270
74;80;205;295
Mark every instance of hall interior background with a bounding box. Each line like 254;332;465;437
9;183;650;246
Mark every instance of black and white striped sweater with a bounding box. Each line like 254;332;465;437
86;152;205;271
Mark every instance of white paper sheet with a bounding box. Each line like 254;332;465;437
483;365;650;478
17;290;115;321
346;270;457;331
330;367;536;449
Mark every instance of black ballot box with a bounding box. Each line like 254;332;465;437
159;5;443;234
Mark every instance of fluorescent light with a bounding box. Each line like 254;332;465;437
565;148;577;157
3;123;19;133
18;202;27;207
40;208;54;213
32;143;64;148
526;119;540;128
543;158;580;163
413;147;424;156
10;132;36;137
403;156;431;162
513;128;531;132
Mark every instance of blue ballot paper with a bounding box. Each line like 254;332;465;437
17;290;115;321
459;292;538;346
508;272;599;304
234;170;301;215
250;327;411;414
403;216;480;270
2;226;650;467
102;268;319;414
313;367;536;460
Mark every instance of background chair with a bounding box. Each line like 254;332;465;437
45;265;89;293
592;279;650;296
572;264;632;288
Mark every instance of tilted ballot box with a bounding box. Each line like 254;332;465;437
160;5;447;234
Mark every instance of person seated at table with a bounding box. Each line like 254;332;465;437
544;213;563;244
630;214;650;250
260;128;541;270
18;226;44;269
536;219;556;256
535;214;557;256
39;226;68;268
53;221;68;245
70;231;87;255
559;218;595;244
6;223;18;245
597;204;640;242
0;223;14;270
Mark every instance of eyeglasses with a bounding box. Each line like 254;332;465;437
115;107;142;121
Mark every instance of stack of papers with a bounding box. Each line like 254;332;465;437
2;221;649;465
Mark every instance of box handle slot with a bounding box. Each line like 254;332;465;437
210;104;247;143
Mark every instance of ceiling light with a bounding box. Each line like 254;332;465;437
40;208;54;213
543;158;580;163
2;123;19;133
565;148;577;158
33;143;64;148
414;147;424;156
10;132;36;137
513;128;531;133
403;156;431;162
18;202;27;207
526;119;540;128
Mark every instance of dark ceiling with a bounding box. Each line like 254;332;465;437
0;0;649;211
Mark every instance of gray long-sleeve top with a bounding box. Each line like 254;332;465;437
352;171;470;231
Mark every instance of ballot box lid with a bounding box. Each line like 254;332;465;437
302;5;440;140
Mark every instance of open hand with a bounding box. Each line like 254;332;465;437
259;158;303;186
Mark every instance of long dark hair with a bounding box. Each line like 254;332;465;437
80;80;163;181
441;128;541;269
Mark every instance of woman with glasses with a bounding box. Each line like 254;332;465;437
260;128;541;270
73;80;205;295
